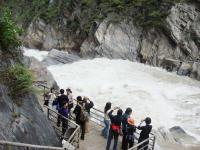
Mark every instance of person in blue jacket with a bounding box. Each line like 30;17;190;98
59;102;69;136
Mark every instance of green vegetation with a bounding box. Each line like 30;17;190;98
2;64;33;98
0;7;33;100
0;7;22;54
5;0;197;34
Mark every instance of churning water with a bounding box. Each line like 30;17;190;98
24;48;200;147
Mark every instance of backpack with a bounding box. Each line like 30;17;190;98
79;105;89;122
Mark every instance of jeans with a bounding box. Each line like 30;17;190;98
106;129;119;150
102;119;110;138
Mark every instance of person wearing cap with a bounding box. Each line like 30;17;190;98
137;117;152;150
121;107;132;149
123;118;136;150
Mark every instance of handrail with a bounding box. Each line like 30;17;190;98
0;140;64;150
43;106;80;149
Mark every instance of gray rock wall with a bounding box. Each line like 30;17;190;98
0;48;61;147
23;3;200;80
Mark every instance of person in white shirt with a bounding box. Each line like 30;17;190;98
101;102;112;139
48;88;56;109
66;88;74;113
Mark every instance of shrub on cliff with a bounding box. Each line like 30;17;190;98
0;8;22;53
2;64;33;99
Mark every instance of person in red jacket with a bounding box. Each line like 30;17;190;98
106;107;123;150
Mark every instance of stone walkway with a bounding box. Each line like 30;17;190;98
78;121;122;150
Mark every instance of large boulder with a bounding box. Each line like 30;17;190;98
42;49;80;66
24;56;58;89
81;20;142;61
23;18;76;51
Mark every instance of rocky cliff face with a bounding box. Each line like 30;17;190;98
0;49;61;147
23;3;200;80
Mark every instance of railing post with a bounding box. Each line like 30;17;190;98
47;108;50;119
152;136;156;150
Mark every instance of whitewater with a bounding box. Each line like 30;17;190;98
24;48;200;147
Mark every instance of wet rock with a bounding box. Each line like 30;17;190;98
191;62;200;80
23;56;58;89
169;126;197;144
42;49;80;66
177;62;192;76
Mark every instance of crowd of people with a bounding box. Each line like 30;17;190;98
102;102;152;150
44;88;152;150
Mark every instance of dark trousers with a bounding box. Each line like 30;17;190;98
62;118;68;136
106;129;119;150
121;132;127;149
57;114;61;127
76;120;85;140
123;138;134;150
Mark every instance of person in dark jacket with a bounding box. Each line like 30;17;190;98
82;97;94;133
59;102;69;136
73;96;86;140
122;107;132;149
83;97;94;114
57;89;69;127
123;118;136;150
57;89;69;108
106;107;123;150
137;117;152;150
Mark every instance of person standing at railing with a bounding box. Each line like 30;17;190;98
49;88;56;109
137;117;152;150
73;96;87;140
101;102;112;139
123;118;136;150
57;89;69;127
59;102;69;137
83;96;94;133
106;107;123;150
66;88;74;114
121;108;133;149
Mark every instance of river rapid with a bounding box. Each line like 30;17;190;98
24;48;200;149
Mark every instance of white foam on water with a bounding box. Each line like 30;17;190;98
47;58;200;138
23;47;48;61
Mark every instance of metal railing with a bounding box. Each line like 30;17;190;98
88;107;156;150
0;107;80;150
0;140;65;150
44;106;80;150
